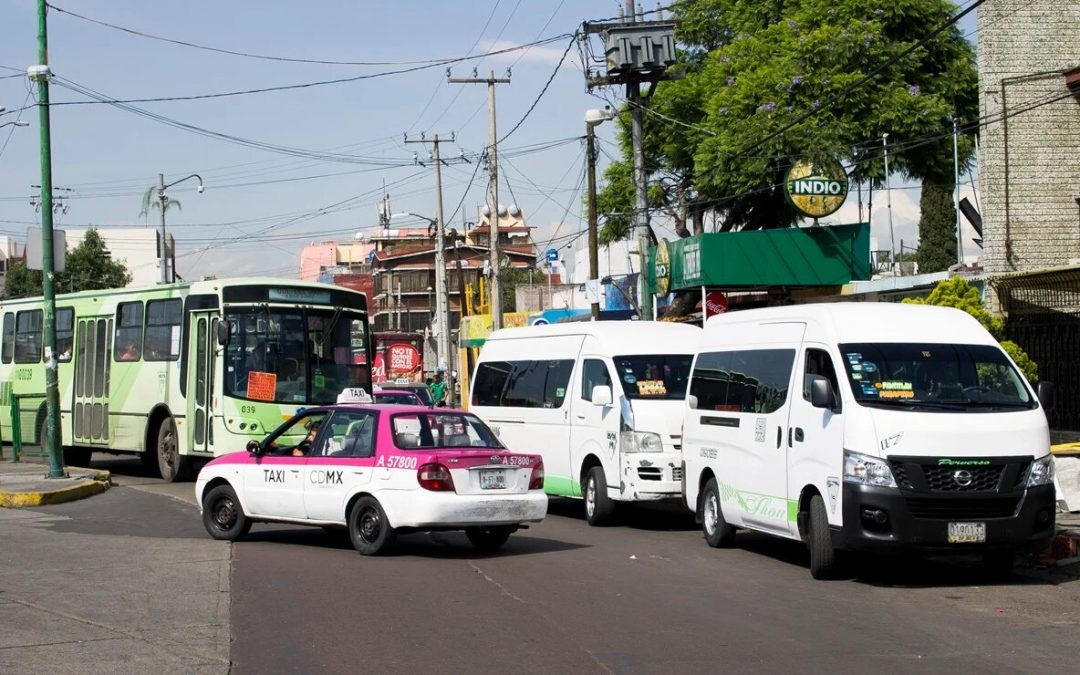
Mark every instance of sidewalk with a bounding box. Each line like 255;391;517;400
0;459;111;507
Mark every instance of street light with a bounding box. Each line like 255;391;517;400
585;107;616;320
157;173;204;283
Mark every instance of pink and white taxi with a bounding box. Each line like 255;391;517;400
195;392;547;555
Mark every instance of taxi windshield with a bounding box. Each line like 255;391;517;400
613;354;693;400
224;307;370;405
390;412;504;450
840;342;1035;411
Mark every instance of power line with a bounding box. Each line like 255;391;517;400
497;34;577;144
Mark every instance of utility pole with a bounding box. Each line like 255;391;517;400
449;70;510;330
404;133;455;406
31;0;64;478
882;133;896;274
952;115;963;266
585;108;615;320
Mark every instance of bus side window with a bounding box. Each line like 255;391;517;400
114;301;144;362
144;299;182;361
56;307;74;362
1;313;13;364
14;310;43;364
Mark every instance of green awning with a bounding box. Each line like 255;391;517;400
648;223;870;293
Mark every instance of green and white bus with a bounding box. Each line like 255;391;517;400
0;278;372;481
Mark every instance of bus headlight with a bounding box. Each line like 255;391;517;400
621;431;664;453
1026;455;1055;487
843;450;897;488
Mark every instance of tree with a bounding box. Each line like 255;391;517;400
915;183;958;273
597;0;978;245
500;267;537;313
903;277;1037;381
3;228;133;299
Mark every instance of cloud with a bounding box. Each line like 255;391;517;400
479;40;572;66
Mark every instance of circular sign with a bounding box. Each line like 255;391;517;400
655;239;671;296
387;343;421;374
784;157;848;219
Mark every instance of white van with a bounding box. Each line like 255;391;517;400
681;303;1056;579
470;321;701;524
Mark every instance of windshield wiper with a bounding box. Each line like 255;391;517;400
859;398;967;411
319;306;343;349
959;400;1032;409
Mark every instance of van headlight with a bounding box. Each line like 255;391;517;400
621;431;664;453
843;450;897;488
1026;455;1055;487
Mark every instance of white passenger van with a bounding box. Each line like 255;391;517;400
470;322;701;524
682;303;1057;579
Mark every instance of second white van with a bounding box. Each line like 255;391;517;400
470;321;700;524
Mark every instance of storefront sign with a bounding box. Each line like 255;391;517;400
785;158;849;219
655;239;672;296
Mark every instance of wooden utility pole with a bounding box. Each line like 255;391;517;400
449;70;510;330
586;123;601;320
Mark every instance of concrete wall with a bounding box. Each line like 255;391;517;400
978;1;1080;273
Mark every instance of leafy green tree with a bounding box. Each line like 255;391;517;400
903;277;1037;381
915;183;958;273
598;0;978;243
3;228;133;299
500;267;538;313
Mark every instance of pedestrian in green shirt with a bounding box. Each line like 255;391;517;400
429;371;448;407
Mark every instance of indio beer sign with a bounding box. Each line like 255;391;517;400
784;157;848;219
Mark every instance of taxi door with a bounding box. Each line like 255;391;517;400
243;456;306;519
303;409;377;522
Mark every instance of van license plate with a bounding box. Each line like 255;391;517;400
479;470;506;490
947;522;986;543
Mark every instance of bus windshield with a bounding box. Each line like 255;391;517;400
224;307;370;405
613;354;693;400
839;342;1035;411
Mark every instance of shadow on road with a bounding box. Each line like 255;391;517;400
241;525;588;559
546;497;699;532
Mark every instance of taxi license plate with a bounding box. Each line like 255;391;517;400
947;521;986;544
479;470;506;490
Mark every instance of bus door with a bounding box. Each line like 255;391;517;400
186;311;220;455
73;316;113;445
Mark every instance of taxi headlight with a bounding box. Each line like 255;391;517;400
843;450;897;488
621;431;664;453
1026;454;1055;487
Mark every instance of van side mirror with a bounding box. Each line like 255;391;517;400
217;321;232;347
809;376;834;409
687;394;698;409
1036;381;1055;412
591;385;613;407
246;439;263;456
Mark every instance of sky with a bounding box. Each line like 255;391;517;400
0;1;980;283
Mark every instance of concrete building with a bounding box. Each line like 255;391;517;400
63;228;173;287
978;3;1080;273
299;240;375;282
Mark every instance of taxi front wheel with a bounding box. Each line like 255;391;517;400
348;497;397;555
202;485;252;541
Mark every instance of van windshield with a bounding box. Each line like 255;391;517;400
839;343;1035;411
614;354;693;400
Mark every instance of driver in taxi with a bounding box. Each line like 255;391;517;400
270;418;323;456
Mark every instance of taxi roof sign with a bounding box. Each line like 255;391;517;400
337;387;374;404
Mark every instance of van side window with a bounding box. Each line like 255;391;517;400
689;349;795;413
581;359;612;401
803;348;841;410
472;361;513;407
503;360;574;409
1;313;13;364
14;309;44;363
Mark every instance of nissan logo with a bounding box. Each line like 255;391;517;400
953;470;974;487
489;455;504;465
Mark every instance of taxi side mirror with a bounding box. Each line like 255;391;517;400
217;321;232;347
246;439;263;456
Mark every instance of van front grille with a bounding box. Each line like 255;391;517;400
904;496;1021;520
637;467;662;481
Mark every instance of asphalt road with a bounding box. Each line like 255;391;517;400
86;456;1080;674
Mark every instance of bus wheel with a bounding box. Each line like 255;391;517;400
156;417;190;483
808;494;838;580
701;478;736;547
584;467;615;526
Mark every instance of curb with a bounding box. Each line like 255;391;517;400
0;468;112;508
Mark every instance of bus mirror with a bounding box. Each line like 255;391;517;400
592;385;612;407
246;439;262;455
1036;381;1055;412
217;321;231;346
809;376;834;409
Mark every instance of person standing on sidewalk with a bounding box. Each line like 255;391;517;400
429;369;447;407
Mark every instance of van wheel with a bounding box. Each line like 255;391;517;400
982;549;1015;580
156;417;190;483
584;467;615;526
808;494;837;579
466;526;513;552
348;497;396;555
202;485;251;541
701;478;736;547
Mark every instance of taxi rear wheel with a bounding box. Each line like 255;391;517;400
465;526;513;552
348;497;396;555
202;485;251;541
